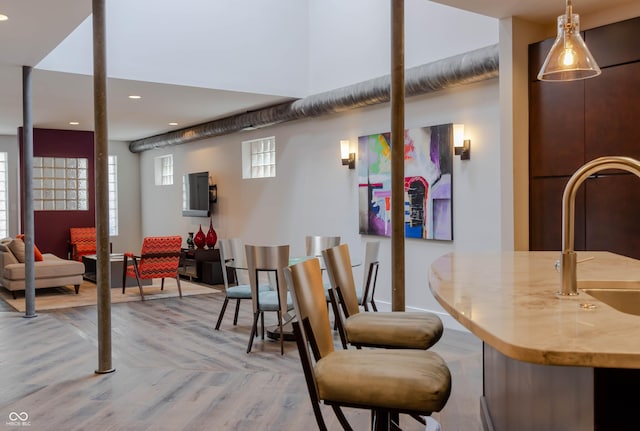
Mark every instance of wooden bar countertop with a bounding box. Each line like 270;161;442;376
429;251;640;369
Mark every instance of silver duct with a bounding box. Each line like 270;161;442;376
128;44;499;153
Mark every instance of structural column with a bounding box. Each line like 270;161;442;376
21;66;36;319
390;0;405;311
93;0;114;374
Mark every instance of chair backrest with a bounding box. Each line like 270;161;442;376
218;238;233;290
226;238;246;265
218;238;244;288
322;243;360;317
305;235;340;257
285;258;335;359
361;240;380;305
69;227;97;261
245;244;290;314
137;236;182;279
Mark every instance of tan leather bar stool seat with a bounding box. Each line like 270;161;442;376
345;311;443;349
315;348;451;413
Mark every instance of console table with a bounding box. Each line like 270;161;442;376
179;248;225;285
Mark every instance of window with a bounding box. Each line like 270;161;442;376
33;157;88;211
242;136;276;179
108;155;118;236
0;152;7;238
154;154;173;185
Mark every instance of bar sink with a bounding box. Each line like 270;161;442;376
580;280;640;316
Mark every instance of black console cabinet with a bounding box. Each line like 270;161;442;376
179;248;224;285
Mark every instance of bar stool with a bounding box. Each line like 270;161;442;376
284;258;451;431
323;243;443;350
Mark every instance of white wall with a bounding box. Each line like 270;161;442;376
0;135;22;237
138;78;501;330
107;140;143;254
308;0;499;93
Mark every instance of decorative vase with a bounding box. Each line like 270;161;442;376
186;232;195;249
194;225;206;249
206;218;217;249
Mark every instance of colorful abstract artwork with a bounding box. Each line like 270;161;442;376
358;123;453;241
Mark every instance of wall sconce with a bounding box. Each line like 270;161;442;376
209;184;218;203
340;139;356;169
453;124;471;160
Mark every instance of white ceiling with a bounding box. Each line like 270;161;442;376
0;0;635;142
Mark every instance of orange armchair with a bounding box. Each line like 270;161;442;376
122;236;183;300
69;227;97;261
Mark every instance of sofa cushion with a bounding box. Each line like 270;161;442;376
8;239;25;263
3;253;85;281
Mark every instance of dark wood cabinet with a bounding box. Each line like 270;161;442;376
529;17;640;260
529;79;585;177
585;62;640;161
179;248;224;285
585;175;640;258
530;177;586;252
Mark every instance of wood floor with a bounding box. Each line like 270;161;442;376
0;288;483;430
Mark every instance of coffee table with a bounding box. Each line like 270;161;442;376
82;254;152;288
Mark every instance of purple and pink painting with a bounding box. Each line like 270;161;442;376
357;123;453;241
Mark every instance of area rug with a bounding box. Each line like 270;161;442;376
0;279;222;312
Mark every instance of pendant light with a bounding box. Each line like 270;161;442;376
537;0;601;81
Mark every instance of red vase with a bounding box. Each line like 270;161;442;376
206;218;217;249
194;225;206;249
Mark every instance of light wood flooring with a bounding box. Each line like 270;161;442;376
0;288;483;430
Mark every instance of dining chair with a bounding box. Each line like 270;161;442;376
322;243;444;350
359;240;380;311
284;258;451;431
305;235;341;257
305;235;340;300
245;244;293;355
215;238;270;330
122;236;183;300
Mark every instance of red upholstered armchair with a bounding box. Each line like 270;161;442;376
122;236;183;300
69;227;97;261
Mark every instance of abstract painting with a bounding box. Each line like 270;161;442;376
358;123;453;241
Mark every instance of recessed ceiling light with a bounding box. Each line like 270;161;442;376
0;14;8;21
128;95;141;99
168;122;178;126
69;121;80;125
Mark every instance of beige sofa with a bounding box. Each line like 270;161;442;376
0;238;85;299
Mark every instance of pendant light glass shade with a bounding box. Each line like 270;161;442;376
537;7;601;82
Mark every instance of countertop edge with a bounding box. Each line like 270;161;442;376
428;251;640;369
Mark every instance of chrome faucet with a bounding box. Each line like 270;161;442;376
559;156;640;296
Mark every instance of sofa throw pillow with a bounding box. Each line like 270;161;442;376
0;238;12;253
16;234;44;262
8;239;26;263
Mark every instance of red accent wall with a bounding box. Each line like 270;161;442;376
19;128;95;258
